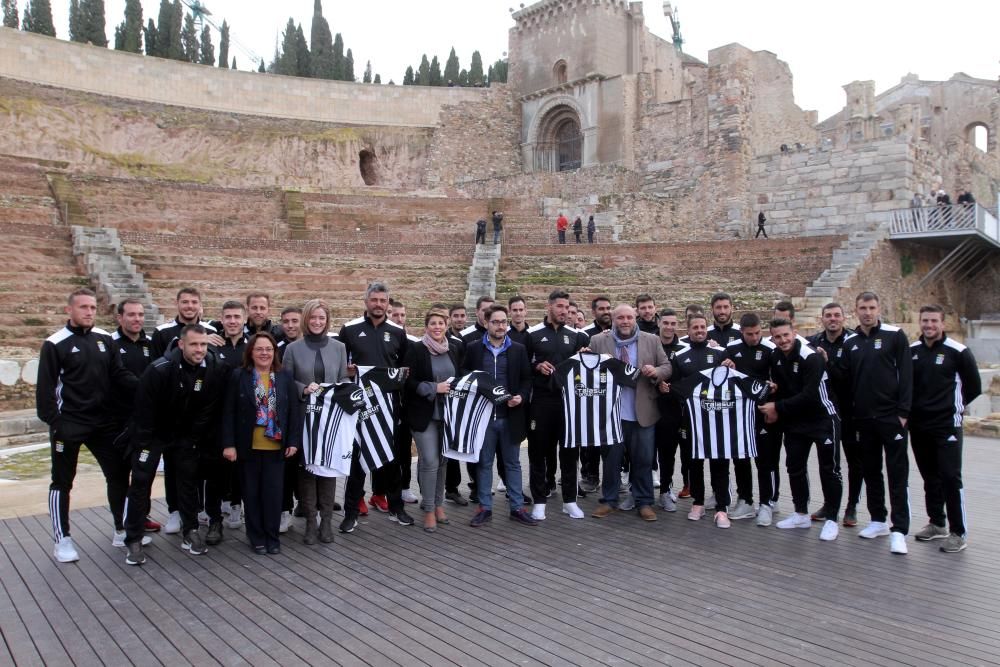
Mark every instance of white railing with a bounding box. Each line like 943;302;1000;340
889;203;1000;246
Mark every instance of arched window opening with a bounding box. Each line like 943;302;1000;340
359;149;377;185
553;60;568;85
973;124;988;152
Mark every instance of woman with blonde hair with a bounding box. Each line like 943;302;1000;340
280;299;348;544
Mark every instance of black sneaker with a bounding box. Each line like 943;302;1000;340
125;541;146;566
509;509;538;526
577;486;589;498
445;491;469;506
205;520;223;545
389;508;414;526
339;517;357;534
182;529;207;555
470;509;493;527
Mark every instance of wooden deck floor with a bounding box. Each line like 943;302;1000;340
3;436;1000;667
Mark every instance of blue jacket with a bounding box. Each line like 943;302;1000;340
462;337;532;444
221;367;301;456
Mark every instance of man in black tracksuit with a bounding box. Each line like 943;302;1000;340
835;292;912;554
908;305;981;552
37;289;138;563
338;283;412;531
654;308;687;508
524;290;589;520
720;313;776;521
668;314;725;516
762;320;842;539
459;296;494;501
707;293;742;348
123;325;228;564
808;303;862;526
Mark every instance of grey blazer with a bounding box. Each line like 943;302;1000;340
588;331;671;427
281;336;349;399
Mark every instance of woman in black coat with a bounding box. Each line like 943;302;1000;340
222;332;300;555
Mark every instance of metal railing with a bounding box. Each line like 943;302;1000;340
889;203;998;241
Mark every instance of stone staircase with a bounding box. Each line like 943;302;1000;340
284;190;306;240
46;173;86;225
793;227;888;329
464;242;501;308
71;226;159;328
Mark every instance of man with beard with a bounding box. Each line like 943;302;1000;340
707;292;741;347
635;294;658;334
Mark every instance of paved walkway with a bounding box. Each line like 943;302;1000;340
2;438;999;666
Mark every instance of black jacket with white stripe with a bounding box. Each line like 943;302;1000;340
909;334;982;430
338;314;409;368
835;321;912;422
769;339;839;438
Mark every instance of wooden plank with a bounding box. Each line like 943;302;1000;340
0;543;46;667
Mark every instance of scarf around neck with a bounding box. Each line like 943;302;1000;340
422;333;450;356
253;369;282;441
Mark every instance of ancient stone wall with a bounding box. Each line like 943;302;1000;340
424;85;523;188
0;27;485;127
745;49;818;156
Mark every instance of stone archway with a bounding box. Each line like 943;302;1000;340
526;96;592;173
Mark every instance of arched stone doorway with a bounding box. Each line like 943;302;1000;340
534;104;583;172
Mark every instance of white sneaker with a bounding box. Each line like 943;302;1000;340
562;502;584;519
279;511;291;534
890;532;908;554
401;489;419;504
496;479;506;492
164;511;181;534
659;492;677;512
756;504;773;527
221;501;232;515
729;499;756;520
859;521;891;539
652;472;660;489
197;511;210;526
530;504;546;521
53;537;79;563
819;520;839;541
225;504;242;529
706;494;716;509
776;513;812;529
112;531;151;547
619;492;636;511
668;487;678;502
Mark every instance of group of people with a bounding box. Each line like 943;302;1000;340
36;281;981;567
555;213;596;244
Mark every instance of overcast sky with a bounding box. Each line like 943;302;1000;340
47;0;998;120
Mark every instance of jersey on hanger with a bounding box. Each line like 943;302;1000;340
442;371;514;462
553;352;640;448
355;366;405;473
674;366;769;460
302;382;366;478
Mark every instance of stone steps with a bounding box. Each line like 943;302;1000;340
72;226;159;329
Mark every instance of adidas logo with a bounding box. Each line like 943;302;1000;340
71;346;80;353
540;336;549;342
735;352;743;358
824;439;833;444
894;433;904;441
947;435;958;442
358;332;367;337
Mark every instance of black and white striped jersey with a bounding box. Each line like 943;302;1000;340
674;366;769;460
553;352;640;448
442;371;514;462
354;366;405;472
302;382;366;477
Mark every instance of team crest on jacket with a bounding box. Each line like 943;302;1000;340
755;350;763;360
194;379;203;392
383;332;390;342
874;339;882;350
936;354;945;365
143;348;150;357
563;335;570;344
96;340;106;352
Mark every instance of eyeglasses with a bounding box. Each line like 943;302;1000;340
489;320;509;326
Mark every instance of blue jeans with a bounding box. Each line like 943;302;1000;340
477;418;525;511
600;421;656;508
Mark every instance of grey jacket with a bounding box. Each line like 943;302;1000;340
588;331;671;427
281;335;349;399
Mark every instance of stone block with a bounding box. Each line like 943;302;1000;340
0;360;19;386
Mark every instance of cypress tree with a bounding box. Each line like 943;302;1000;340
275;18;298;76
217;19;229;67
488;58;508;84
373;73;381;84
294;24;310;77
344;47;355;82
24;0;54;36
429;55;442;86
403;66;414;86
362;60;372;83
68;0;84;42
258;59;265;73
417;54;430;86
167;0;184;60
331;32;344;80
310;0;334;79
199;24;214;65
117;0;142;53
469;50;484;86
20;4;28;31
181;12;198;62
231;56;236;69
153;0;171;57
143;18;156;55
114;23;124;49
458;68;468;86
2;0;18;29
82;0;107;46
443;47;460;86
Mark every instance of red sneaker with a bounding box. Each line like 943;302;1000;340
144;517;162;532
678;485;691;499
369;494;389;513
357;498;369;516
